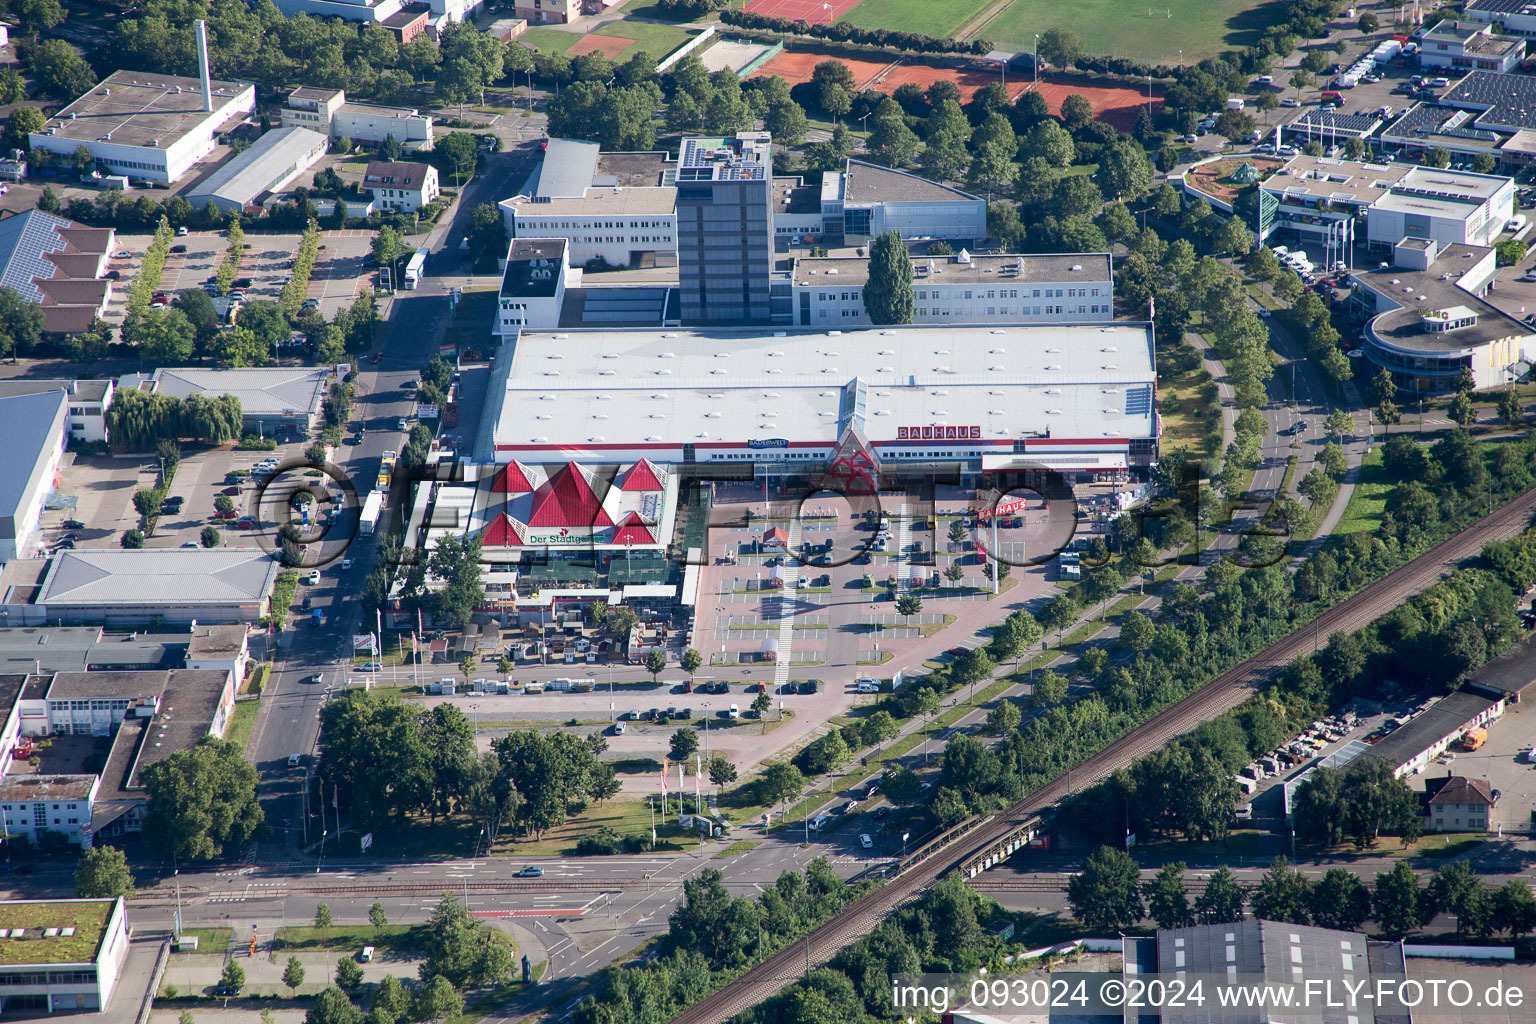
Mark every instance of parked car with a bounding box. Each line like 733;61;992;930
170;244;188;253
63;519;84;530
859;833;873;849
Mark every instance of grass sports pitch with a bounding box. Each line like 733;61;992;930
840;0;994;38
958;0;1274;63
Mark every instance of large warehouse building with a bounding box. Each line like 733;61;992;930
0;549;282;626
185;126;329;213
0;390;68;563
480;324;1158;479
29;69;255;185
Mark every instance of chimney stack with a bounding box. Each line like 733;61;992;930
195;20;213;113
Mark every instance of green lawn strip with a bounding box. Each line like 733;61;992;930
1245;284;1282;311
918;614;957;637
489;799;699;857
1278;453;1299;499
1156;364;1219;459
514;27;580;53
1332;446;1390;536
1410;834;1485;860
249;662;271;696
712;839;762;859
274;925;422;954
226;698;260;754
172;928;233;956
266;570;300;627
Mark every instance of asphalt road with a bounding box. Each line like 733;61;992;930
243;139;547;858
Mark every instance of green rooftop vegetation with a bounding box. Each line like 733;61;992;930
0;899;114;966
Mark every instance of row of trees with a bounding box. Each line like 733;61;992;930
1070;848;1536;941
720;9;992;55
574;858;866;1024
737;876;1003;1024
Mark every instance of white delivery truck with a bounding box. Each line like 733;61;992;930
359;489;384;535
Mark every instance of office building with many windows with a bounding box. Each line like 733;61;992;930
787;251;1113;327
675;133;775;324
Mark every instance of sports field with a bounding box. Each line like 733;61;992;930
519;21;696;59
968;0;1273;64
840;0;994;38
1025;77;1162;131
745;0;860;25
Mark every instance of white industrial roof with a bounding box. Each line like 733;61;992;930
149;366;328;417
36;549;281;608
0;391;66;531
186;127;328;208
491;324;1156;448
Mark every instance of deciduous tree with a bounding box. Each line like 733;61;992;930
1067;846;1144;931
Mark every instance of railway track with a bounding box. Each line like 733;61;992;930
668;488;1536;1024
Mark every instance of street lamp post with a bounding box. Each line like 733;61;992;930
1034;35;1040;88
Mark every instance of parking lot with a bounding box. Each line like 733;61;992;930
100;229;376;330
43;437;324;554
689;481;1112;679
1427;696;1536;831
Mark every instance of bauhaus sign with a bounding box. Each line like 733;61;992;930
898;426;981;439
